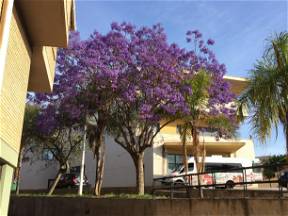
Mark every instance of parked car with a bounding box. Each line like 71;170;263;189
49;173;89;189
279;171;288;188
59;173;89;188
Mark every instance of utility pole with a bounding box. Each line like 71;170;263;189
78;124;87;196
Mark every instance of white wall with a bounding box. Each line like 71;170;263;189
20;134;256;190
153;135;166;178
84;135;153;188
20;134;154;189
20;160;58;190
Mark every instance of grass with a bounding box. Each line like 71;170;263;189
101;193;167;199
15;192;167;199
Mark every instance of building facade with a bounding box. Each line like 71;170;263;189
0;1;76;215
19;76;256;191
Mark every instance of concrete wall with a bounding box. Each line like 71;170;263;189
9;196;288;216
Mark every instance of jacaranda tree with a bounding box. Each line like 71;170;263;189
28;23;238;196
36;103;84;195
29;32;86;195
94;23;191;195
76;31;127;196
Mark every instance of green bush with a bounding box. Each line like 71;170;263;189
263;155;287;178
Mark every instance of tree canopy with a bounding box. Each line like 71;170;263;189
238;32;288;154
28;23;237;195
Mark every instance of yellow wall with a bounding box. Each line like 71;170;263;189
233;140;255;160
160;118;210;134
0;6;31;153
65;0;72;33
160;120;182;134
44;46;57;89
0;0;4;46
161;124;177;134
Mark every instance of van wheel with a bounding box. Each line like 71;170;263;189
174;180;184;186
225;180;235;189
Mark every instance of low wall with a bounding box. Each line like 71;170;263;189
9;196;288;216
155;188;285;198
18;187;285;198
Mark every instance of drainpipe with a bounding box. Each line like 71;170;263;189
0;0;14;91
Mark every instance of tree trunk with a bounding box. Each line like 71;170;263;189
48;171;62;196
191;124;203;198
182;133;188;175
94;140;105;196
15;149;24;195
133;152;145;195
48;161;69;195
90;120;106;197
285;112;288;156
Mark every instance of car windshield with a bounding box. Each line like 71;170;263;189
172;164;183;173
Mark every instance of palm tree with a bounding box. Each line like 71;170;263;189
178;70;213;198
238;32;288;155
178;69;238;197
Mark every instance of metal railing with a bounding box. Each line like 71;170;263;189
152;163;288;198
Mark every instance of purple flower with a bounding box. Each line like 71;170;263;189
111;22;121;31
207;39;215;45
191;30;202;39
31;23;236;158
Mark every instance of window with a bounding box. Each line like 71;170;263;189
205;163;242;173
205;163;223;172
180;163;194;173
42;149;54;161
222;163;242;173
167;154;183;173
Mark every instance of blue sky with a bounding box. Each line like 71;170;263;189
76;0;288;156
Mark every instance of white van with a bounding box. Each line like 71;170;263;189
165;156;263;188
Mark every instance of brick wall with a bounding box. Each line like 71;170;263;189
0;6;31;152
0;0;3;19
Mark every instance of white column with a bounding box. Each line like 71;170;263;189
78;124;87;196
0;164;14;216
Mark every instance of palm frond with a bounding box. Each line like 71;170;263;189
238;31;288;147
